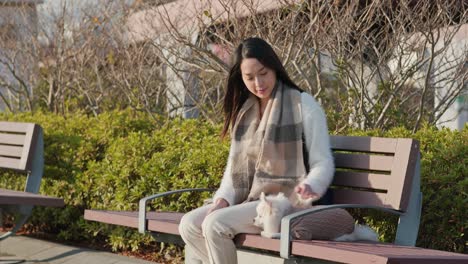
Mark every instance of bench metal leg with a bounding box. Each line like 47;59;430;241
0;205;32;241
25;129;44;194
0;214;29;241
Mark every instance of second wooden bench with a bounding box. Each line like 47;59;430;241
0;121;64;241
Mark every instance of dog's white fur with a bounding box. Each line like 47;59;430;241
254;192;379;241
253;192;293;238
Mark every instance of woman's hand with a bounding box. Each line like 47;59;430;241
206;198;229;216
295;183;319;200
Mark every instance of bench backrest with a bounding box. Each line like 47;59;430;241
0;121;44;193
0;122;41;172
330;135;420;212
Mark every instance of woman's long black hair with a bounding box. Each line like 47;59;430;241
221;37;303;138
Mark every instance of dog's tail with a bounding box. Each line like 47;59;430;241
334;224;379;242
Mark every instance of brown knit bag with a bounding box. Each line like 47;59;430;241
291;208;355;240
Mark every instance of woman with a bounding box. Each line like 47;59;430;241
179;37;334;264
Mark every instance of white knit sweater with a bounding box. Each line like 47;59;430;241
213;92;335;206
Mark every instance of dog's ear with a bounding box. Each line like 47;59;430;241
260;192;266;201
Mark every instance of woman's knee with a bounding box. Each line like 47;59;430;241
179;211;202;239
202;211;235;240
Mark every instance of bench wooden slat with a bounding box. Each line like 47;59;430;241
0;133;26;145
387;138;419;210
0;122;38;171
291;240;468;264
84;210;183;235
334;153;393;172
239;236;468;264
291;240;388;263
19;124;37;171
83;210;277;252
331;136;397;154
0;122;34;134
0;156;21;170
84;210;468;264
235;233;280;252
0;188;65;207
84;210;140;229
331;189;390;207
148;212;183;235
0;145;23;158
333;171;390;191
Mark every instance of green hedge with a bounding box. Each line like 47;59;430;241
0;111;466;254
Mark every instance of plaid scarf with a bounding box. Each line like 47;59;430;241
230;81;306;204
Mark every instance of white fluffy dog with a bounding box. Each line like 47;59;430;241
253;192;293;238
253;192;378;241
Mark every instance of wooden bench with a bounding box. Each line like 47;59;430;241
0;121;65;241
84;135;468;263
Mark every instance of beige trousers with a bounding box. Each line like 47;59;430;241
179;201;261;264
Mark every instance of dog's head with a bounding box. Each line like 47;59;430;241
253;192;291;228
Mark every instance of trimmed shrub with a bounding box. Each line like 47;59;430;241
0;112;465;254
0;110;228;252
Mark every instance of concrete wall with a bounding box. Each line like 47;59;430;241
388;24;468;130
433;24;468;130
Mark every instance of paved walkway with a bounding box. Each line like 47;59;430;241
0;235;156;264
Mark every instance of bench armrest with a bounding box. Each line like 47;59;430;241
279;204;403;259
138;188;214;233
